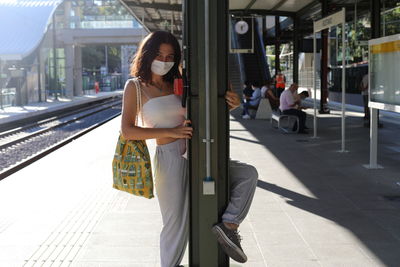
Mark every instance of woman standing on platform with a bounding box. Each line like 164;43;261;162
121;31;258;267
120;31;192;267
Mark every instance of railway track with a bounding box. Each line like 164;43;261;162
0;98;122;180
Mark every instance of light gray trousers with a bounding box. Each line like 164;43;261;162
154;139;258;267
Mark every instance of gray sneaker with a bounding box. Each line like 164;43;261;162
212;223;247;263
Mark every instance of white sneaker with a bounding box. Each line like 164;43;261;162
242;114;251;119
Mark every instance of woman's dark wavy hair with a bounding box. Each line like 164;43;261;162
130;31;181;84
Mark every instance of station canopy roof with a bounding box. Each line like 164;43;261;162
119;0;183;37
120;0;370;39
119;0;319;39
0;0;62;61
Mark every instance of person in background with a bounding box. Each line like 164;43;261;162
260;80;269;98
242;81;261;119
242;80;253;102
262;80;279;111
359;72;383;128
273;69;286;98
279;83;308;133
359;73;370;127
241;80;253;117
296;91;310;110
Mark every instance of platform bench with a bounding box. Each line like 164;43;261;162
247;105;259;119
271;111;299;133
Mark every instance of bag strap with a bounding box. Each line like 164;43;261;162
132;78;144;126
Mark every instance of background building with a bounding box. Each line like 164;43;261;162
0;0;144;107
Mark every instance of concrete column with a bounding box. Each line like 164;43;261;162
63;0;71;29
64;44;74;98
39;47;47;102
37;50;42;102
121;45;136;81
74;45;83;96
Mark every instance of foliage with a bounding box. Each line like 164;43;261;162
71;0;130;18
382;3;400;36
82;46;121;72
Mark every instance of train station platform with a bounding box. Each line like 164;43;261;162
0;91;123;126
0;104;399;266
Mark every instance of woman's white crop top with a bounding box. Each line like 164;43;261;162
141;94;186;128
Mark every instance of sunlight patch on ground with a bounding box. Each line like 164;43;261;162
229;115;318;199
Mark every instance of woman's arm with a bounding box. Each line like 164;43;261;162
225;90;241;111
120;80;192;140
267;90;278;101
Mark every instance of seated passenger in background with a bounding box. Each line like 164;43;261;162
261;80;279;111
295;91;310;110
279;83;308;133
241;80;253;117
242;80;253;103
242;81;261;119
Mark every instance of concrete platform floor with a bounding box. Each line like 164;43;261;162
0;105;399;267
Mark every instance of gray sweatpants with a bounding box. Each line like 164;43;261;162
154;139;258;267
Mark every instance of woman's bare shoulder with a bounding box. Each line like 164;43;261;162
123;80;139;102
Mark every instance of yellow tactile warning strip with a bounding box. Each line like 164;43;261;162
370;40;400;54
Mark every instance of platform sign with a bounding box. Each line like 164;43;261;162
369;34;400;113
313;9;345;32
313;8;347;153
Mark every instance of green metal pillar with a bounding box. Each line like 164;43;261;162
319;0;329;113
184;0;230;266
293;15;299;84
370;0;381;39
275;16;281;73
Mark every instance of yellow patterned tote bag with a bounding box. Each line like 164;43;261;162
112;78;154;199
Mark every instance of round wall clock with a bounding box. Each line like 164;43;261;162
235;20;249;34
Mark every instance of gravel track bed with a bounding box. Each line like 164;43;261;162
0;107;121;171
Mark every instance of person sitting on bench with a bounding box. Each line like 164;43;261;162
279;83;308;134
242;81;261;119
295;90;310;110
262;80;279;111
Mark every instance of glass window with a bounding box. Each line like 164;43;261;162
382;0;400;36
62;0;141;29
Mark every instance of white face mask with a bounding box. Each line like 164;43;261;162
151;60;174;76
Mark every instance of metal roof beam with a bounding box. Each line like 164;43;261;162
144;18;182;25
245;0;258;10
296;0;320;19
118;0;151;33
271;0;289;11
230;9;295;18
146;26;182;35
125;2;181;12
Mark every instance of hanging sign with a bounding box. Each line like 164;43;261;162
314;9;345;32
